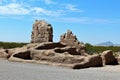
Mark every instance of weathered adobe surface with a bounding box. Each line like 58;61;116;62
0;20;119;69
8;42;103;69
1;43;118;69
31;20;53;43
60;30;87;56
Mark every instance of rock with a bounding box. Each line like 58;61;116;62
80;49;88;56
5;49;15;56
73;61;90;69
50;55;85;64
24;43;39;49
67;56;85;64
31;44;81;61
35;42;66;50
54;47;80;55
88;54;103;67
101;50;118;65
31;49;85;64
31;20;53;43
5;46;28;55
11;50;32;60
0;49;9;58
117;57;120;64
30;49;55;60
72;54;103;69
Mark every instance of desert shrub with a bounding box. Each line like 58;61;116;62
85;43;120;55
0;42;28;49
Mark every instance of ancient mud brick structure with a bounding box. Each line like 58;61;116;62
60;30;87;55
31;20;53;43
60;30;80;46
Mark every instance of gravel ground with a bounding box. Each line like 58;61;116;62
0;59;120;80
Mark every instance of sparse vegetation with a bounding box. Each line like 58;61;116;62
0;42;28;49
85;43;120;55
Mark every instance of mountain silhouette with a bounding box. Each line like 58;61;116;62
96;41;120;46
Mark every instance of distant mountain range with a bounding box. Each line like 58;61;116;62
96;41;120;46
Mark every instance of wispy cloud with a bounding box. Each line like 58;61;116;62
31;7;63;16
1;0;113;25
0;3;114;24
0;0;84;16
0;3;30;15
0;3;63;16
65;4;84;12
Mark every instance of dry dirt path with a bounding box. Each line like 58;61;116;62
0;59;120;80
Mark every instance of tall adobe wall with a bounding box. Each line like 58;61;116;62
60;30;80;46
31;20;53;43
60;30;87;56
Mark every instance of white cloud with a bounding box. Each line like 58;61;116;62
0;3;111;24
43;0;56;4
0;3;30;15
32;7;46;14
65;4;84;12
0;3;63;16
31;7;63;16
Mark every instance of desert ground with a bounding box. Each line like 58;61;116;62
0;59;120;80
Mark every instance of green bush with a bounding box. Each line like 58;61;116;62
85;43;120;55
0;42;28;49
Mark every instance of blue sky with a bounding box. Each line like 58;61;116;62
0;0;120;44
